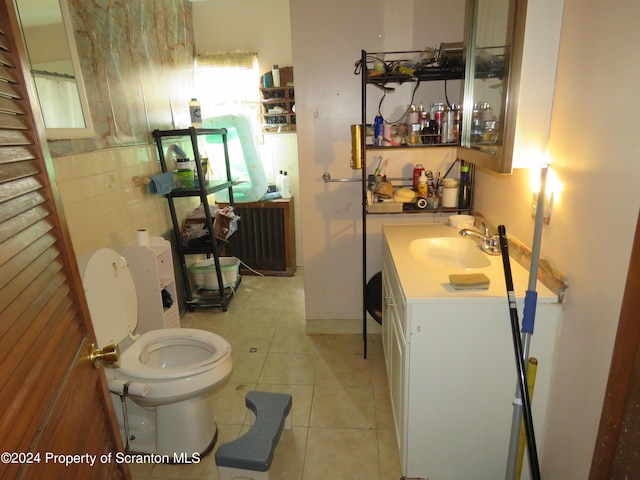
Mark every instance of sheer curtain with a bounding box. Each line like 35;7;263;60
194;51;261;138
32;72;85;128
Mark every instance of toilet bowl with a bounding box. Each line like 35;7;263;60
82;248;233;458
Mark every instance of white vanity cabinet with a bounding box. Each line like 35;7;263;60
123;236;180;334
381;224;561;480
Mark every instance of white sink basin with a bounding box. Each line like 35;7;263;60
409;236;491;269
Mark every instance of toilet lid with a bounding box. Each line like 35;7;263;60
83;248;137;347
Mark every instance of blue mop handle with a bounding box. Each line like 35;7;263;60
522;290;538;335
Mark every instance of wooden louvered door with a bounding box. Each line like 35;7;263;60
0;1;129;479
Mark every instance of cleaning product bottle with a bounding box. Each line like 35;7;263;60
189;98;202;128
417;170;429;198
281;171;291;199
458;161;471;209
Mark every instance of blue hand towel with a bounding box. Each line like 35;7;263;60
147;172;175;195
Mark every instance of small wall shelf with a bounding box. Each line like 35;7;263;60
260;67;295;131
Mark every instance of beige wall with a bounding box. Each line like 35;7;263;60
291;0;466;328
192;0;293;78
483;0;637;476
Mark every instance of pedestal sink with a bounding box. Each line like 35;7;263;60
409;236;491;269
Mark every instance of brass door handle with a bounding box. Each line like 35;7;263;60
89;343;120;369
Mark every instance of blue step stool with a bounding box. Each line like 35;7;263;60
215;390;293;480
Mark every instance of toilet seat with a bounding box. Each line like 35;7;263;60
83;248;138;348
119;328;231;380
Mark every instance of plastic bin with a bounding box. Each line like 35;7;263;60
190;257;240;290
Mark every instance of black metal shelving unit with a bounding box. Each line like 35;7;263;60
153;127;241;312
359;49;475;357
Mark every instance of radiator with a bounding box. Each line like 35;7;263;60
224;198;296;276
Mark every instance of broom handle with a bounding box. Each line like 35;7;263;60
498;225;541;480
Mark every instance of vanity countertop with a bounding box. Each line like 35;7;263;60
383;223;558;304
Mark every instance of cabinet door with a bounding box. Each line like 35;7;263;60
389;302;408;472
460;0;563;173
460;0;518;173
382;240;408;472
381;269;392;373
405;301;560;479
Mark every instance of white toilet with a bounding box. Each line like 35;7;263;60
82;248;233;458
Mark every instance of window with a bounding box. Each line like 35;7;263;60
194;51;261;137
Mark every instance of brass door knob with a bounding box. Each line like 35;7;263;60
89;343;120;369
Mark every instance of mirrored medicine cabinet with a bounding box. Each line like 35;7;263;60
459;0;563;174
15;0;94;140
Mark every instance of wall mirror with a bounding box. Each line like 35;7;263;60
459;0;520;174
15;0;94;139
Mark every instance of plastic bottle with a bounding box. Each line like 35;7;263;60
281;171;291;199
176;158;195;188
189;98;202;128
276;170;284;191
272;65;280;88
417;170;429;198
458;161;471;209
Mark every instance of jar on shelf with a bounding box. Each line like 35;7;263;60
441;178;459;208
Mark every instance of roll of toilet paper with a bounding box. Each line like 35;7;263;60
108;378;150;397
136;228;149;247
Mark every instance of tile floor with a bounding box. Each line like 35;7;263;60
129;268;403;480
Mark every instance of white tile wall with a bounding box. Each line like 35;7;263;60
52;144;198;268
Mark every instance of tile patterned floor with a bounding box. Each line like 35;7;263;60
129;268;402;480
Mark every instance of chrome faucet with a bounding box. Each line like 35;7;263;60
459;222;501;256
